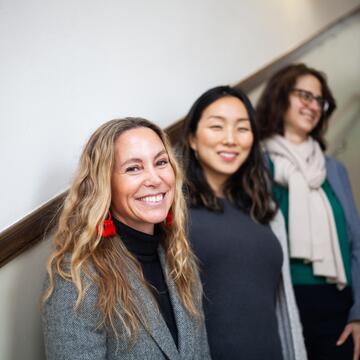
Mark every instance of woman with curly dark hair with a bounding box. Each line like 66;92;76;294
181;86;307;359
256;63;360;360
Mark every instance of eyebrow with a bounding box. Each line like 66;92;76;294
119;149;167;168
207;115;250;122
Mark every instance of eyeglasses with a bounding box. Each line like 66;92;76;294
291;88;329;112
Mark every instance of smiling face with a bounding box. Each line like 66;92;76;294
284;74;323;143
111;127;175;235
189;96;254;194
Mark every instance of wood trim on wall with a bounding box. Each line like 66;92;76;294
0;193;66;267
1;6;359;268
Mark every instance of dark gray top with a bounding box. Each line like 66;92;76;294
189;199;283;359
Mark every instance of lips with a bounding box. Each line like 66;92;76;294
217;151;239;161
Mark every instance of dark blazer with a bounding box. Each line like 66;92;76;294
42;248;211;360
326;156;360;321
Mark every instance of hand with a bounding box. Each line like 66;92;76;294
337;321;360;360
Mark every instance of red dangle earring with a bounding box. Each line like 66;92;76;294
97;212;117;238
166;210;173;226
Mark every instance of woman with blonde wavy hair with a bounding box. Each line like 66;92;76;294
42;118;210;360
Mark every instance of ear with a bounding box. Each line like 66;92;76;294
188;134;198;152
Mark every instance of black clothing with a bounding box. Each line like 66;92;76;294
113;217;178;348
294;285;354;360
189;199;283;359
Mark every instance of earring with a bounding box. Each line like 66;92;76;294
166;210;173;226
97;212;116;237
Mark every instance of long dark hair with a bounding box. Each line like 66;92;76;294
181;86;276;224
255;63;336;150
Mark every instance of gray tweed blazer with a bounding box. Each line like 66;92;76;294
42;249;211;360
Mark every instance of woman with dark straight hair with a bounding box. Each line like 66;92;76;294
256;63;360;360
181;86;307;359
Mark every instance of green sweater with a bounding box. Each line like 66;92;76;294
270;161;352;285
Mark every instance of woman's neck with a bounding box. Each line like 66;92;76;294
112;216;161;257
203;171;227;197
284;129;308;145
111;211;154;235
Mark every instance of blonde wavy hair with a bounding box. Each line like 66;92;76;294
43;118;201;342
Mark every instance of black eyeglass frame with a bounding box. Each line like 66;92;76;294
291;88;329;113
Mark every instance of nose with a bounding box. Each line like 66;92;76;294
222;127;236;145
144;167;162;187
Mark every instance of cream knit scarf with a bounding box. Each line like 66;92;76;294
265;135;346;289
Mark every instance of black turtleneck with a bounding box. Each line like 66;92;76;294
113;217;178;348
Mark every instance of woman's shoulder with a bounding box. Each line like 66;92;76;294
325;155;347;172
325;156;351;186
42;258;99;311
42;270;102;342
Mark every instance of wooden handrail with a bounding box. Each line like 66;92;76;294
0;193;66;267
1;6;359;268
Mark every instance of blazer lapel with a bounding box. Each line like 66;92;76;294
158;248;196;359
128;264;180;359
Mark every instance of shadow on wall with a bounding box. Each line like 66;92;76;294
3;238;52;360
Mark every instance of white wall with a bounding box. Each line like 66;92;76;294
1;0;360;231
0;238;51;360
1;2;360;359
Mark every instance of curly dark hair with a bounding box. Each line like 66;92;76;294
255;63;336;150
180;85;276;224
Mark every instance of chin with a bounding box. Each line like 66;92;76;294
141;212;168;225
301;120;318;132
219;164;242;175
